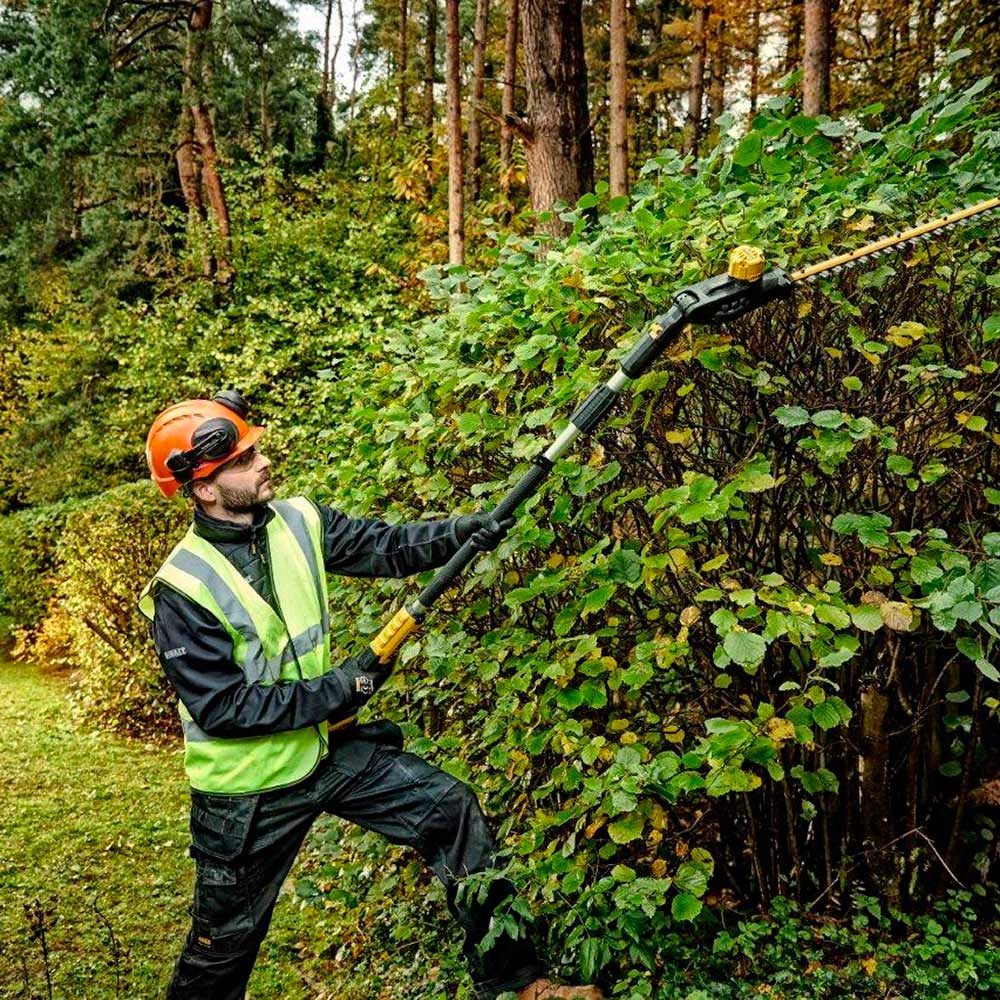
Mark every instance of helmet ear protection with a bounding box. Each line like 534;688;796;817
166;390;253;484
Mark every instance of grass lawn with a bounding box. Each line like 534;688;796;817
0;658;324;1000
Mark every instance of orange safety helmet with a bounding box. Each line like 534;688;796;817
146;390;265;498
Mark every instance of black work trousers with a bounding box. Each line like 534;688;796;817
166;725;543;1000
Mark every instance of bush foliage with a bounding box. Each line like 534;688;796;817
2;75;999;996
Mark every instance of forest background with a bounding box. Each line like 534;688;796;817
1;1;1000;998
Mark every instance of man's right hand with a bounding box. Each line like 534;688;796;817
342;647;395;704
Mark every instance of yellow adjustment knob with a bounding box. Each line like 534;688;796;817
728;245;766;282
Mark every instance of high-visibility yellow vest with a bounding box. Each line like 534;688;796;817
138;497;331;794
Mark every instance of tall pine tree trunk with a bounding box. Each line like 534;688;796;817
708;14;725;123
446;0;464;263
425;0;438;134
398;0;409;130
802;0;831;114
467;0;490;202
520;0;593;237
331;0;345;108
322;0;333;104
683;0;707;157
185;0;232;279
749;2;761;115
499;0;519;188
609;0;628;198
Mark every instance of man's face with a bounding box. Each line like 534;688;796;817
208;445;274;513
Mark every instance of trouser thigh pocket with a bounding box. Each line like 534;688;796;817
191;855;256;943
187;792;259;944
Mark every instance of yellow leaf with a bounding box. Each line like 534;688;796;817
664;726;685;744
667;548;691;574
679;605;701;627
585;817;607;839
650;803;669;829
651;859;667;878
701;553;729;572
880;601;914;631
819;552;842;566
848;214;875;232
588;444;605;466
861;349;881;366
956;411;973;425
547;554;565;569
665;428;693;445
824;346;843;359
798;300;813;318
861;956;877;976
765;718;796;744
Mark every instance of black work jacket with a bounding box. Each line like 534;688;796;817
149;499;462;740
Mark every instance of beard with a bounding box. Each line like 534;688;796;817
216;476;275;514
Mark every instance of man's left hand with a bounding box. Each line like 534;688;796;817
456;512;515;552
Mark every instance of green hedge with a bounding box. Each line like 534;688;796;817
2;73;999;999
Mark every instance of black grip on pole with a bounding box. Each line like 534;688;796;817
417;454;555;608
570;385;619;433
621;305;685;378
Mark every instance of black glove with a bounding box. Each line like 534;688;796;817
455;512;515;552
341;647;395;705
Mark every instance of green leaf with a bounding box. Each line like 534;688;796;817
851;605;883;632
733;132;762;167
671;892;703;922
582;584;616;614
723;630;767;665
811;409;845;429
815;603;850;628
455;412;480;433
984;314;1000;344
976;659;1000;682
607;813;645;844
812;701;843;731
956;637;983;661
886;454;913;476
674;861;710;896
773;405;809;427
910;555;942;584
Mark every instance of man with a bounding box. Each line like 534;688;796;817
139;391;601;1000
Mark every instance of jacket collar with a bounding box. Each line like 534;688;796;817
193;503;274;543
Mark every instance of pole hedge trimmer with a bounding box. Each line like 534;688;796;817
345;195;1000;693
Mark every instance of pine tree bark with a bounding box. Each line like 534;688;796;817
184;0;232;278
398;0;409;130
609;0;628;199
467;0;491;202
802;0;831;115
322;0;333;104
446;0;465;264
331;0;345;109
708;13;726;123
683;0;707;157
784;1;802;76
520;0;593;237
425;0;438;134
749;2;761;115
499;0;519;188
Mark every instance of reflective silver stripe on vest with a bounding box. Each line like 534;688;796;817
273;501;329;634
182;717;213;744
169;549;271;684
278;623;326;669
